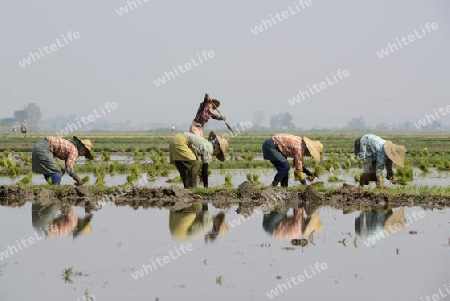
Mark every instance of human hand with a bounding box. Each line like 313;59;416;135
222;116;226;121
72;174;83;186
306;175;315;182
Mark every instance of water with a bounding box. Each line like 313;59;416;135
0;201;449;301
1;168;448;188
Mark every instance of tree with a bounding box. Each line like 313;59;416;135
270;112;295;130
14;110;28;123
346;117;367;130
253;110;265;127
24;103;42;127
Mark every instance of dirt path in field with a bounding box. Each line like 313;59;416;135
0;182;448;213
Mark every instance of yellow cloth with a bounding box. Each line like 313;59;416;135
169;204;202;240
169;133;196;163
304;212;323;236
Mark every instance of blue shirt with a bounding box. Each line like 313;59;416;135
358;134;393;177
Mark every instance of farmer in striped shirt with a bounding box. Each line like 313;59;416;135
354;134;406;186
262;134;323;187
190;93;226;137
32;136;94;185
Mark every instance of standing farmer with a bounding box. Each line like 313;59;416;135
262;134;323;187
354;134;406;187
169;131;228;188
190;93;226;137
21;120;28;138
32;136;94;185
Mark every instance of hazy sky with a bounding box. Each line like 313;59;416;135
1;0;449;128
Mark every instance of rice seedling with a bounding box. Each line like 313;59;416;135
19;172;33;185
81;176;90;184
395;165;414;181
419;161;430;174
224;173;233;186
328;176;340;183
101;150;110;162
314;165;325;177
94;171;106;186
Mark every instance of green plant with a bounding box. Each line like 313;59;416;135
314;165;325;177
328;176;340;183
224;173;233;186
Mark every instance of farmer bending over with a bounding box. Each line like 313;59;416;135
32;136;94;185
354;134;406;187
262;134;322;187
169;131;228;188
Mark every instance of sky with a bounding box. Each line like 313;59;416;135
1;0;450;129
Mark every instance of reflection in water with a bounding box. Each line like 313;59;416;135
32;202;93;239
355;208;406;238
262;207;323;240
169;203;228;243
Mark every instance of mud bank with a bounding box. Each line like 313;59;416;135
1;182;449;212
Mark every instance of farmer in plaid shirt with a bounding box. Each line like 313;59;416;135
262;134;323;187
190;93;226;137
354;134;406;186
32;136;94;185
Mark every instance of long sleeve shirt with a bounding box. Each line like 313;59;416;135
169;133;213;164
272;134;306;174
193;101;223;126
47;136;79;171
358;134;393;177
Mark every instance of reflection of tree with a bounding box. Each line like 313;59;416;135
270;112;295;130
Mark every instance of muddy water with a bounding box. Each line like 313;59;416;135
1;168;448;188
0;202;449;301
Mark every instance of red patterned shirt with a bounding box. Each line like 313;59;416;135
272;134;306;173
193;101;223;126
47;136;79;169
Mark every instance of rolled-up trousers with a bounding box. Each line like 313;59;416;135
175;160;200;189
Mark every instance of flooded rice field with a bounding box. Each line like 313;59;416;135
1;200;449;301
0;167;449;188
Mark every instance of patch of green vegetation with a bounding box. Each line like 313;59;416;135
328;176;340;183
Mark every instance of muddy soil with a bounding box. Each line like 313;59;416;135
1;182;449;213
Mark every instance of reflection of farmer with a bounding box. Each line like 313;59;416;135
355;208;405;238
32;136;93;185
262;208;323;240
190;93;226;137
169;131;227;188
32;202;93;238
262;134;322;187
169;203;228;242
354;134;406;187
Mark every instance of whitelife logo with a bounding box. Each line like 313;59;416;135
115;0;149;16
250;0;313;35
265;262;328;299
18;31;81;68
131;243;193;280
376;22;439;59
363;210;425;247
414;104;450;130
55;102;119;138
153;50;215;87
0;224;60;261
287;69;350;106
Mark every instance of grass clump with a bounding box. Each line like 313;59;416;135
224;173;233;186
